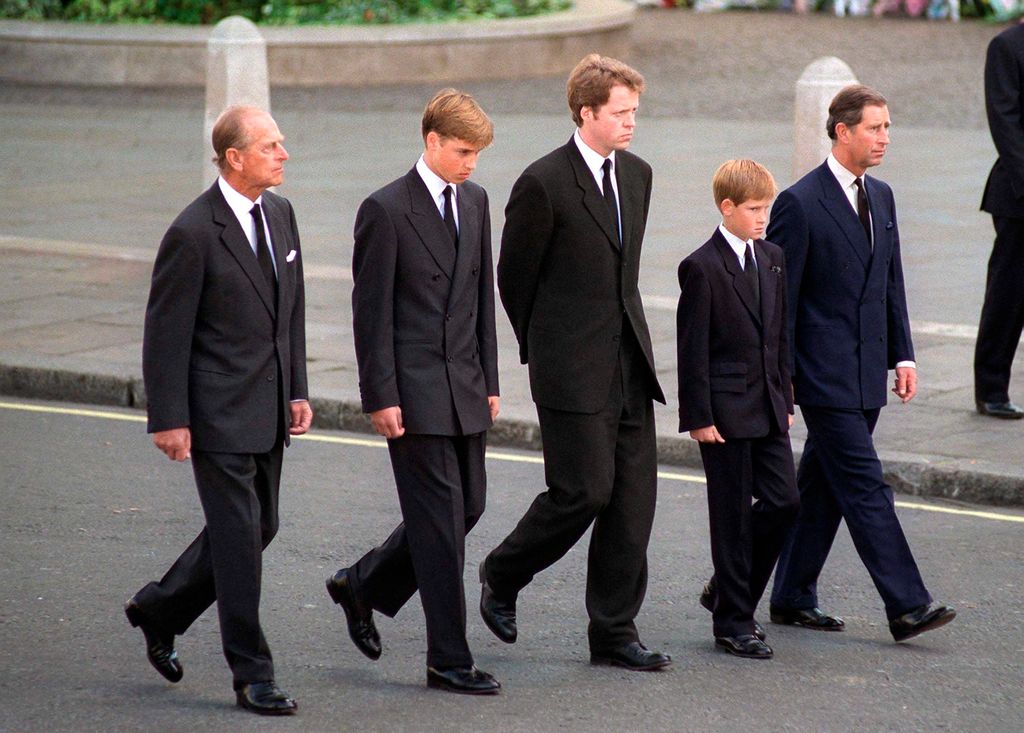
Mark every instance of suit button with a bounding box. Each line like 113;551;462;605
879;336;884;342
447;355;454;363
613;335;621;342
266;374;274;382
472;267;479;275
446;313;452;322
881;298;886;304
470;311;474;317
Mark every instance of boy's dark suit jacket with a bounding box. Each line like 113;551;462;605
497;138;664;411
676;229;792;439
352;168;498;434
143;182;308;448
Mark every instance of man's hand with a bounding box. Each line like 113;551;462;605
690;425;725;444
488;395;501;422
153;427;191;461
788;413;795;428
289;400;313;435
893;366;918;403
370;406;405;440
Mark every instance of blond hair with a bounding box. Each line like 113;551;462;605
712;159;778;207
421;89;494;148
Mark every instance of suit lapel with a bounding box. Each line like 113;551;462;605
815;163;871;267
712;229;760;325
564;140;620;252
209;184;277;319
448;187;477;301
864;176;892;287
617;155;641;257
755;240;776;329
404;169;456;279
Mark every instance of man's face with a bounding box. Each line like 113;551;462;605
838;104;890;174
424;133;481;184
721;197;772;242
579;84;639;157
234;111;289;193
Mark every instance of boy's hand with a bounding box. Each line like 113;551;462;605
689;425;725;444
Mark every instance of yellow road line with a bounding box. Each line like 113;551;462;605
3;400;1022;523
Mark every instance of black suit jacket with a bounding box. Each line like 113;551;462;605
142;182;308;453
981;23;1024;219
352;168;499;436
676;229;792;439
497;138;664;413
767;162;913;410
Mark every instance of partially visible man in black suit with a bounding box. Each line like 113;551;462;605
126;106;312;715
479;54;670;671
678;160;799;660
768;85;955;643
326;90;501;695
975;21;1024;419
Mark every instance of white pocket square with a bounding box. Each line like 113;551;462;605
286;250;297;263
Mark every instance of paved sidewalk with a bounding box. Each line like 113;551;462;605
1;10;1022;506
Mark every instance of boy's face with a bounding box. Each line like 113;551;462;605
424;131;482;184
721;197;772;242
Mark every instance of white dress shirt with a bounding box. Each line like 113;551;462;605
217;176;277;277
718;224;756;270
416;156;458;233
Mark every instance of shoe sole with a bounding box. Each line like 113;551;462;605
892;610;956;643
590;656;672;671
426;678;501;695
714;643;773;660
236;700;298;715
769;615;845;631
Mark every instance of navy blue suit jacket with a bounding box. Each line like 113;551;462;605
767;161;913;410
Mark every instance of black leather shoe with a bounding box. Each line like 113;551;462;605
715;634;774;659
426;665;501;695
479;565;517;644
235;681;298;715
326;568;381;660
889;604;956;642
699;581;766;641
591;641;672;671
769;605;845;631
976;401;1024;419
124;599;183;683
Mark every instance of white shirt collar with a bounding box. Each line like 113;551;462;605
826;152;861;191
415;155;455;215
573;129;615;186
218;176;262;220
718;223;755;268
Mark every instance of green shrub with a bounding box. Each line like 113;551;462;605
0;0;573;23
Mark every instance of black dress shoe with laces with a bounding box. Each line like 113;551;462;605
699;580;766;641
769;605;845;631
426;665;501;695
976;400;1024;419
590;641;672;671
124;599;183;683
479;565;517;644
235;680;298;715
326;568;381;660
715;634;774;659
889;603;956;642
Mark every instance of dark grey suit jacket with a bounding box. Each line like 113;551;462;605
142;182;308;453
351;168;499;436
497;138;664;413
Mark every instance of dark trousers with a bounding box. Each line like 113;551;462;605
350;432;486;669
770;406;931;620
700;430;799;638
483;333;658;652
975;215;1024;403
133;440;284;687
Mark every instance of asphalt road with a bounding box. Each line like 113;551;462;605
1;397;1022;732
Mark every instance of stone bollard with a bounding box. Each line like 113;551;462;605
793;57;857;180
203;16;270;188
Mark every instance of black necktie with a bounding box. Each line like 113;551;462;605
442;185;458;250
854;177;872;247
250;203;277;306
601;158;621;246
744;243;760;311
